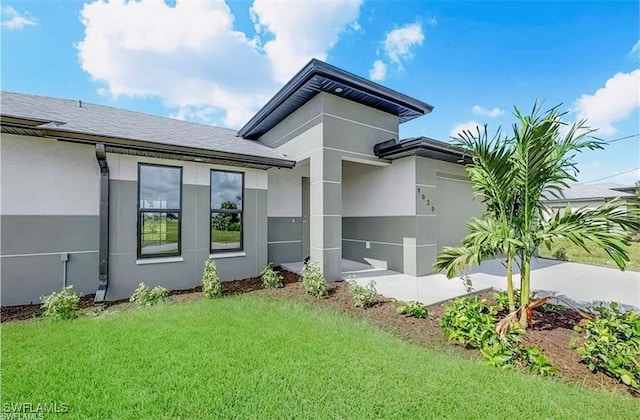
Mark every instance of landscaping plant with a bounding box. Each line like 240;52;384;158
440;296;554;375
434;102;640;327
202;259;223;298
301;261;327;298
40;285;81;320
347;276;377;308
395;300;428;318
552;247;568;261
575;302;640;392
130;283;169;306
260;263;283;289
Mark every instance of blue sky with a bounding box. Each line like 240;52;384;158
2;0;639;184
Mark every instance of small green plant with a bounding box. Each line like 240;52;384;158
441;296;554;375
202;259;223;298
130;283;169;306
395;300;428;318
552;247;568;261
540;301;566;314
261;263;283;289
575;302;640;391
301;261;327;298
492;289;537;311
40;286;81;320
347;276;377;308
440;296;497;348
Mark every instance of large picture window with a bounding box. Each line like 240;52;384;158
138;163;182;258
210;170;244;252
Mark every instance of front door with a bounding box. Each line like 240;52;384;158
302;177;310;259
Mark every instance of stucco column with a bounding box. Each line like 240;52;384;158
309;148;342;281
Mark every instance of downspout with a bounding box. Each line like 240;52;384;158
94;144;110;303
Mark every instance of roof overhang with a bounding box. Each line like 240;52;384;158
374;137;472;165
238;59;434;140
0;119;295;170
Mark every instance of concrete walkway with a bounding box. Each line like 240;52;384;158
468;258;640;310
282;258;640;309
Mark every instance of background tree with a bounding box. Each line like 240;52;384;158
435;102;640;328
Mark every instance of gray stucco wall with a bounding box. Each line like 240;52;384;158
1;216;99;305
108;179;268;301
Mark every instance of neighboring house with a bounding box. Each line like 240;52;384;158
543;183;638;218
0;59;482;306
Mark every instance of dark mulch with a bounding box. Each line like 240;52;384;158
1;294;97;323
1;269;630;395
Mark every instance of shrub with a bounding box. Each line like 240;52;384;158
40;286;81;320
301;261;327;298
130;283;169;306
261;263;283;289
395;300;428;318
347;277;377;308
575;302;640;391
441;296;497;347
202;259;223;298
441;296;554;375
552;247;568;261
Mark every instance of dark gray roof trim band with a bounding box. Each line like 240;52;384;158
374;137;472;165
1;122;295;169
238;59;434;139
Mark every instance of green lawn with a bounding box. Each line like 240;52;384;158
212;228;240;243
2;298;638;419
538;238;640;271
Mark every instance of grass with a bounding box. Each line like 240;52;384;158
212;228;240;243
2;298;638;419
538;238;640;271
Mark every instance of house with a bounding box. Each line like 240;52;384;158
543;183;638;218
0;59;483;306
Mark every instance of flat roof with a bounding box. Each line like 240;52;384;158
238;59;434;139
374;137;471;164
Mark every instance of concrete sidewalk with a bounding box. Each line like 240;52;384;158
283;258;640;309
468;258;640;310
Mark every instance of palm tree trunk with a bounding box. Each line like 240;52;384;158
506;257;516;312
519;257;531;328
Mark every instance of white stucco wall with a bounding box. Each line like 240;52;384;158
267;163;310;217
106;153;268;189
0;134;99;216
342;157;416;217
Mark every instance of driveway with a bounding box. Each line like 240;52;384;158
326;258;639;309
468;258;640;310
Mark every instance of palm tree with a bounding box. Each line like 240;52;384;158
434;102;640;328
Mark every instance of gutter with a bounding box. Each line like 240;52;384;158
94;144;109;303
0;122;295;169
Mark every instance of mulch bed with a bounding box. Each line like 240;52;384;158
1;269;629;395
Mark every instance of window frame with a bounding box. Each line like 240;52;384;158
137;162;183;259
210;169;245;254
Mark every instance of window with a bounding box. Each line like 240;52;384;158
210;170;244;252
138;163;182;258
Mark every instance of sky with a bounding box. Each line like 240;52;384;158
1;0;639;185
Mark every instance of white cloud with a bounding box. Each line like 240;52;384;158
250;0;362;83
629;40;640;60
472;105;504;118
383;22;424;67
367;21;424;84
77;0;362;128
449;120;482;138
571;70;640;136
369;60;387;81
1;5;36;30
